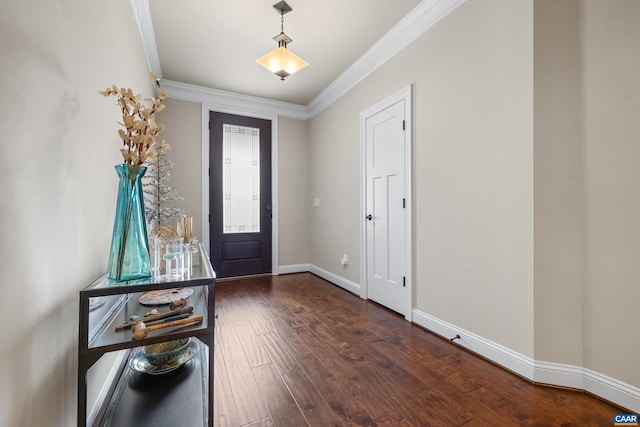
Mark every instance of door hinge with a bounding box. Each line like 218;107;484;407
403;198;406;209
208;167;210;177
209;121;211;130
403;276;406;287
402;120;405;131
208;213;210;223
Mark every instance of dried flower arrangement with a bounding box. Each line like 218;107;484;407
99;73;168;166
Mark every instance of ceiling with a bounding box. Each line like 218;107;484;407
145;0;422;106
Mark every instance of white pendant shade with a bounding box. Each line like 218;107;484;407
256;46;309;80
257;1;309;80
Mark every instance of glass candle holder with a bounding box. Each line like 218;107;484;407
176;216;185;239
153;236;184;278
184;217;192;243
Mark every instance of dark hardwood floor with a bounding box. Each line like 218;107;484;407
213;273;619;426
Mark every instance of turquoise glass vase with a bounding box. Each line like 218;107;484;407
107;164;151;281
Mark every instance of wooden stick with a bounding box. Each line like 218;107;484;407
144;313;190;327
115;306;194;331
132;315;204;340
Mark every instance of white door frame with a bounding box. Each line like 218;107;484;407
359;85;413;321
200;103;279;275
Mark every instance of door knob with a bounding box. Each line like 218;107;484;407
366;214;373;221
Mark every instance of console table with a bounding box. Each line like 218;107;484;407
77;243;215;426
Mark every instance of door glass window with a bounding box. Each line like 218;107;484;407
222;124;260;234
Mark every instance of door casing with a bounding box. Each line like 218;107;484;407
360;85;413;321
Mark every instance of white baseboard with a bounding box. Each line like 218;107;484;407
535;360;640;412
278;263;361;295
308;264;361;295
278;263;311;275
412;308;640;413
583;367;640;413
533;360;585;389
411;308;535;379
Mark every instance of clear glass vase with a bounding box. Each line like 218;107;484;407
107;164;151;281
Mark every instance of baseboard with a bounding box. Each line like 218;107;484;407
534;361;640;412
533;360;585;389
583;367;640;412
278;263;311;275
278;264;361;296
308;264;361;295
411;308;535;379
412;308;640;413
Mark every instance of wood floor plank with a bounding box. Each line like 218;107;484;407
295;314;402;425
214;273;622;427
258;331;345;426
272;307;401;425
265;299;308;330
217;324;271;425
232;320;271;368
295;351;403;426
252;363;309;426
293;310;371;369
238;294;278;320
353;357;472;426
214;329;240;427
272;318;315;360
244;418;275;427
289;308;471;425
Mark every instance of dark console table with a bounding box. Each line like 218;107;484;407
78;243;215;426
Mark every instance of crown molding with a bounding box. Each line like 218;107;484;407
161;80;310;120
130;0;162;77
131;0;465;119
306;0;466;117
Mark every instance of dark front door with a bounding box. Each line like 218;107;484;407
209;112;272;278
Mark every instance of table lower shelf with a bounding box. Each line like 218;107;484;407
99;340;209;427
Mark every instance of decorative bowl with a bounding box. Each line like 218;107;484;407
130;340;199;375
143;338;190;366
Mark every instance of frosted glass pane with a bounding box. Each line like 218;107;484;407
222;124;260;234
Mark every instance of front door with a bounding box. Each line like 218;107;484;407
209;112;272;278
364;99;407;315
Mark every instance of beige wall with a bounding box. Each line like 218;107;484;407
532;0;640;388
157;98;203;239
581;0;640;386
278;117;310;266
0;1;153;426
309;0;535;356
533;0;584;365
308;97;364;282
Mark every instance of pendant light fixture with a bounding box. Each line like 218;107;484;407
256;0;309;80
